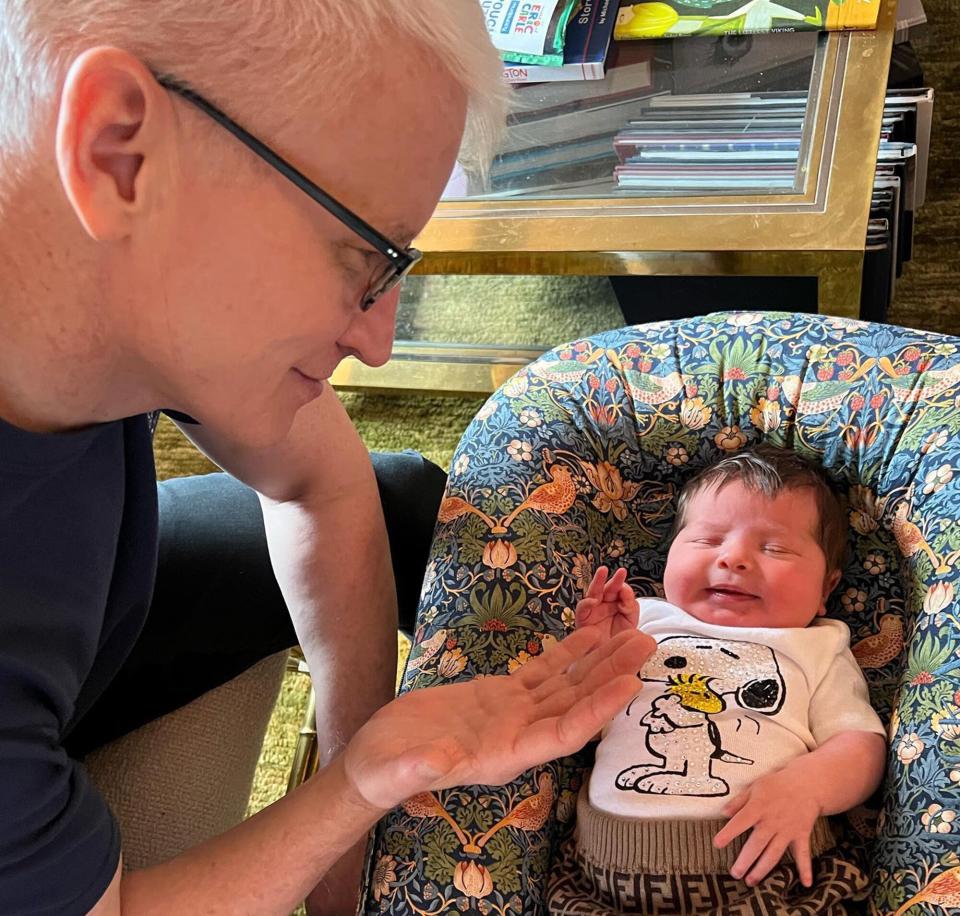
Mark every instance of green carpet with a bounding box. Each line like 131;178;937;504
150;4;959;904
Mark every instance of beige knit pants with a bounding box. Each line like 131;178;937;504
546;791;869;915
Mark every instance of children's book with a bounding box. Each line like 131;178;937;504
503;0;619;82
613;0;882;39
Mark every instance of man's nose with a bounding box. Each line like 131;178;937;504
339;285;400;368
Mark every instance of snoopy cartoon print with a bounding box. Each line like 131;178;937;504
615;636;785;797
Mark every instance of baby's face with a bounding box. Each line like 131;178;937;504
662;480;840;629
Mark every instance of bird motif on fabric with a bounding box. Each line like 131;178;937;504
399;773;556;901
473;772;555;847
528;361;589;385
406;629;448;672
891;501;949;573
402;791;472;847
851;615;905;669
501;465;578;529
792;357;876;414
880;357;960;404
437;496;502;532
893;865;960;915
625;370;684;406
796;381;851;415
438;466;578;538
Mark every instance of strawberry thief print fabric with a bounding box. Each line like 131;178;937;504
359;311;960;916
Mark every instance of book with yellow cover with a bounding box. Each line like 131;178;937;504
614;0;881;38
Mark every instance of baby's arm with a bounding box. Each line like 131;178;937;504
576;566;640;639
713;729;886;888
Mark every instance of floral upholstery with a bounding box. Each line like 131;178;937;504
360;312;960;916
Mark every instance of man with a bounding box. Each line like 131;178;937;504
0;2;656;913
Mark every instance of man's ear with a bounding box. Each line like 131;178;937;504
55;46;172;241
818;568;842;615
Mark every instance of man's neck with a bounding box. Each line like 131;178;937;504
0;247;153;434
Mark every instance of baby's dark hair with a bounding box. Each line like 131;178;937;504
671;444;847;573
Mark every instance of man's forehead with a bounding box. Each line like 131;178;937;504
264;47;466;250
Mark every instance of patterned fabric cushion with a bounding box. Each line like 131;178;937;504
360;312;960;916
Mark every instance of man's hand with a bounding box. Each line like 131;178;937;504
576;566;640;638
713;764;822;888
342;627;654;811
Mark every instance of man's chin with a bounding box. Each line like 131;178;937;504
291;367;327;403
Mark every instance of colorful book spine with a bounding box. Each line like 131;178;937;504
504;0;618;83
614;0;882;39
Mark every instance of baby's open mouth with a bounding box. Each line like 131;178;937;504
708;586;757;599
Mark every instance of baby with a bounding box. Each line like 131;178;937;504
548;445;887;915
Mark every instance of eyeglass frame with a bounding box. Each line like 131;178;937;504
155;75;422;312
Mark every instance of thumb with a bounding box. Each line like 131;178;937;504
346;739;459;811
387;741;460;798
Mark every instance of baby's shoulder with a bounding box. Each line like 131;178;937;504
808;616;853;646
637;597;692;630
638;597;676;617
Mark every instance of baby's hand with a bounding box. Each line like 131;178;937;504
713;765;822;888
575;566;640;639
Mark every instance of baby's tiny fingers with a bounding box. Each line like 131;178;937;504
791;838;813;888
743;837;789;887
586;567;609;599
729;826;773;881
721;791;750;819
714;810;751;849
576;598;599;624
601;567;627;601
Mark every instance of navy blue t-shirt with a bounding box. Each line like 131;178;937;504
0;413;158;914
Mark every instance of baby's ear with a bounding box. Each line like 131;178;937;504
818;568;842;615
824;568;842;595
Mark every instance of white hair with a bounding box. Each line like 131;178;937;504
0;0;508;176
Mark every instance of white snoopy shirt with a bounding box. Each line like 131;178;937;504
589;599;885;821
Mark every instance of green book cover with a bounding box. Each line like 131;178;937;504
614;0;881;38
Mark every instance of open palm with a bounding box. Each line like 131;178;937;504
343;627;654;811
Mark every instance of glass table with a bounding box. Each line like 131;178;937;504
332;0;896;394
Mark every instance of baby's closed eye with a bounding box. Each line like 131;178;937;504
761;544;794;555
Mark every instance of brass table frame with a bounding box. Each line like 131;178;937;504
332;0;896;396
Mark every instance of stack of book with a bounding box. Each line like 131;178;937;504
609;88;932;318
613;93;807;192
490;41;656;195
488;25;824;197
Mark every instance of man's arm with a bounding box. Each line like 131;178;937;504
172;389;398;912
86;626;655;914
713;729;887;887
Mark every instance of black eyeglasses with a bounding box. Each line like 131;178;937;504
156;76;422;311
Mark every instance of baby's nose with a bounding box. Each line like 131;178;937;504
718;547;750;569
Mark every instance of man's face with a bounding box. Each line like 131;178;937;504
132;47;467;444
662;481;840;629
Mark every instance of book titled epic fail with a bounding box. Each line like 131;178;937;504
503;0;619;83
